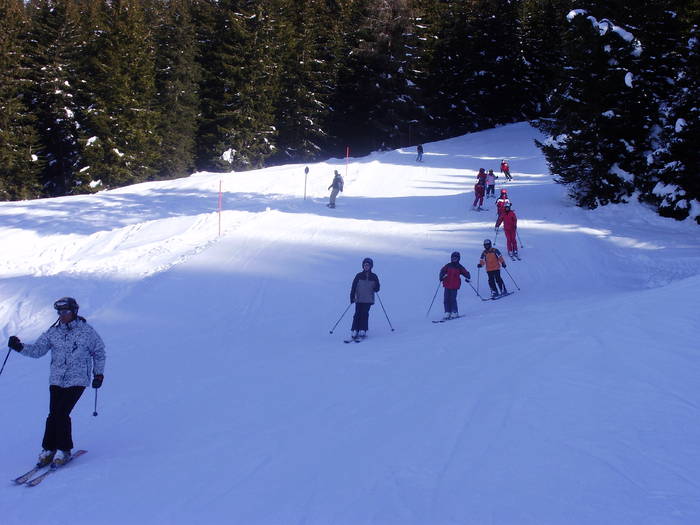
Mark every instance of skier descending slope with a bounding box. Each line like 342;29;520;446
8;297;106;468
477;240;508;298
348;258;381;342
495;203;519;259
438;252;471;320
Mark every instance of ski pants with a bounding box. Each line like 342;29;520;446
487;270;506;294
42;385;85;451
473;194;484;208
329;188;340;207
443;288;459;314
505;228;517;253
351;302;372;331
486;184;495;197
503;170;512;180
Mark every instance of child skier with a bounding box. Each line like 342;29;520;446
439;251;471;320
496;189;511;217
327;170;344;208
349;258;380;340
486;169;497;197
500;159;512;181
477;239;508;298
473;180;485;210
495;202;519;258
416;144;424;162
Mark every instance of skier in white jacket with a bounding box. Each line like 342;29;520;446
8;297;106;467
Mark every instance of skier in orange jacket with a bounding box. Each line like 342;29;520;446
477;239;507;298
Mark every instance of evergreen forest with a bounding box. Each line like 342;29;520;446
1;0;698;222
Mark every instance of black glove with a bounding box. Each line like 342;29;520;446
465;278;470;283
477;264;483;268
502;263;507;268
8;336;23;352
92;374;104;389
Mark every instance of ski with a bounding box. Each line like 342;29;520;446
25;450;87;488
13;465;46;485
482;292;514;301
432;315;465;323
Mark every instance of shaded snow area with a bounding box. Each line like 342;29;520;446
1;123;699;524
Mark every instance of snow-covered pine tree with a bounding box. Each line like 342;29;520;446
78;0;160;189
151;0;200;180
535;5;642;208
0;0;43;200
25;0;91;197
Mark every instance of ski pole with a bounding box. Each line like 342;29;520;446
0;347;12;378
375;293;394;331
92;388;99;417
477;266;481;295
329;303;352;334
516;230;523;248
465;279;483;300
502;266;521;290
494;228;499;245
426;282;441;317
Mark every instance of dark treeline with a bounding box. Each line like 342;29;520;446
1;0;697;222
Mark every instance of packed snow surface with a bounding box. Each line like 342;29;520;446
1;123;699;524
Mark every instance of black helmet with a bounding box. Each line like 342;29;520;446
451;251;460;260
54;297;79;314
483;239;492;248
362;257;373;269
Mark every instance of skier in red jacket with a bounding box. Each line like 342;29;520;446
439;252;471;319
495;203;518;258
496;189;511;217
473;180;485;211
500;159;512;181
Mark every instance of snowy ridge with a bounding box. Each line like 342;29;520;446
1;122;699;524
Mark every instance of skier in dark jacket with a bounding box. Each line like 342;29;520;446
327;170;344;208
349;258;380;340
416;144;424;162
8;297;106;467
439;251;471;319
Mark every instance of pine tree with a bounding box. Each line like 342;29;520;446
535;5;642;208
151;0;199;180
78;0;160;189
0;0;43;200
329;0;419;156
646;1;700;222
194;0;277;172
269;0;341;163
25;0;92;196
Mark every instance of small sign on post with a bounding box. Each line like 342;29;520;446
304;166;309;201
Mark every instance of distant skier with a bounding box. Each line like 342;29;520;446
327;170;344;208
495;202;519;258
477;239;508;298
485;169;497;198
472;180;485;211
7;297;106;468
349;258;380;340
496;189;511;217
439;251;471;320
416;144;424;162
500;159;512;181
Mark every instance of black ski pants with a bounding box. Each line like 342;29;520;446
351;302;372;331
443;288;459;313
42;385;85;451
487;270;506;294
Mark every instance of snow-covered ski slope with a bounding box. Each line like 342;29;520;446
1;122;699;524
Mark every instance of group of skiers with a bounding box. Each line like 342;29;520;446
473;160;513;211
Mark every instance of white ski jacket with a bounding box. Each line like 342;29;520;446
21;318;106;388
